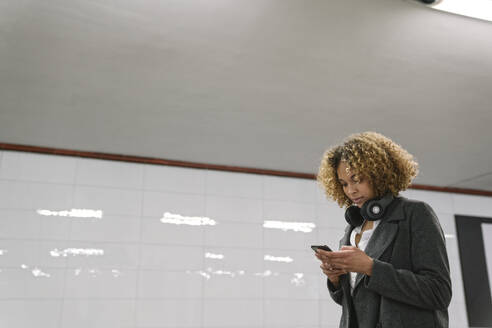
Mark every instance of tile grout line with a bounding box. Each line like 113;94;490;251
201;170;209;328
261;175;266;328
134;165;146;327
56;155;79;328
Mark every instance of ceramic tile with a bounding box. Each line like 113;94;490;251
264;272;320;299
318;275;332;300
206;195;263;223
401;189;454;214
204;222;262;248
70;215;141;243
65;242;139;269
0;240;69;268
203;272;262;298
264;299;318;326
142;191;205;218
0;151;76;183
0;180;73;210
141;216;203;246
203;248;264;274
436;212;456;236
73;185;142;216
39;212;72;240
316;185;330;203
0;300;62;327
445;235;459;265
206;170;262;198
452;194;492;218
449;254;466;304
0;267;65;298
139;244;204;271
315;228;346;250
263;226;319;251
61;300;135;328
76;158;143;189
0;209;41;239
138;270;203;299
262;249;320;274
263;176;316;203
319;299;343;326
447;300;469;328
203;299;262;327
64;268;137;298
315;203;346;229
144;164;206;194
263;200;316;223
136;299;201;327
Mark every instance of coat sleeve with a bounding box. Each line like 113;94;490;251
327;277;344;305
363;202;452;310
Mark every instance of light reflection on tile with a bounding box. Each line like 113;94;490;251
205;252;224;259
187;268;247;280
160;211;216;226
204;248;264;272
50;248;104;257
70;268;123;278
37;208;103;219
264;254;293;263
263;220;316;233
87;268;101;278
254;270;279;277
290;273;305;287
31;267;51;278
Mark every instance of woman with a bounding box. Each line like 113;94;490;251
315;132;451;328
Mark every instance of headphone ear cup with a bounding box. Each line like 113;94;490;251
345;206;364;227
363;199;385;220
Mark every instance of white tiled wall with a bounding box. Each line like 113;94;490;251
0;150;488;327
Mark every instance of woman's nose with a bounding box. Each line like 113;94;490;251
346;183;357;194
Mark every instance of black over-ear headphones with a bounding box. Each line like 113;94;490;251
344;193;395;227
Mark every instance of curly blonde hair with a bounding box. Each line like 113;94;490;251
317;132;419;208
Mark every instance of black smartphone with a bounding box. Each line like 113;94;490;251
311;245;333;252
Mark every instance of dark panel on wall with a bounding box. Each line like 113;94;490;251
455;215;492;327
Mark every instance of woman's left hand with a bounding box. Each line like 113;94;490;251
322;246;374;275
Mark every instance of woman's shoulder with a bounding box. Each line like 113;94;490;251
395;196;440;225
395;195;433;210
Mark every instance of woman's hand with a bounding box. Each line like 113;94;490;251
322;246;374;276
315;250;347;287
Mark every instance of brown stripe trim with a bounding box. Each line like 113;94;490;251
0;142;315;179
1;142;491;197
409;184;492;197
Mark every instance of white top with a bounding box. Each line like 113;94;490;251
349;219;381;292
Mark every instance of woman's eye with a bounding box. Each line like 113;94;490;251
352;176;362;183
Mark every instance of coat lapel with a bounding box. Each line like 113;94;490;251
352;201;405;291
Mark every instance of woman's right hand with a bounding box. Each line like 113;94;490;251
315;251;346;287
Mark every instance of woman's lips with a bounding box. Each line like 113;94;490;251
352;197;364;204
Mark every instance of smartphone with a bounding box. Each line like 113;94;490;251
311;245;333;252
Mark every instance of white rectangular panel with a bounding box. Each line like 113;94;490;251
481;222;492;298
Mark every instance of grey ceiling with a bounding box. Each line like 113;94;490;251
1;0;491;190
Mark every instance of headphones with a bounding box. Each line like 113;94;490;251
344;192;395;227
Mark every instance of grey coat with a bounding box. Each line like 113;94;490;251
328;197;452;328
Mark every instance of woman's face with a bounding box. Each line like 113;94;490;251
337;161;375;208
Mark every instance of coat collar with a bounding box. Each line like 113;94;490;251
338;197;405;291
